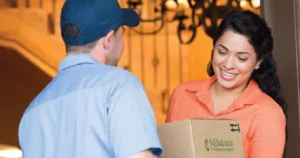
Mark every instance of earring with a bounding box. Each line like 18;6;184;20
255;65;260;69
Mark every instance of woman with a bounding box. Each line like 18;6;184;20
166;10;287;158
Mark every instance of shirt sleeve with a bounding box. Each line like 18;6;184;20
108;74;162;158
249;106;286;158
165;86;180;123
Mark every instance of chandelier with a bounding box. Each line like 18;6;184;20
126;0;260;44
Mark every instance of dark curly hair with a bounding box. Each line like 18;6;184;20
207;10;287;155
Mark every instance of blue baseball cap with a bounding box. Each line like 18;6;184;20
60;0;140;45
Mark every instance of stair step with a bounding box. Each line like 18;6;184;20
1;8;50;34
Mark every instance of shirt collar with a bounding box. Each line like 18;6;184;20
185;75;264;114
58;54;98;72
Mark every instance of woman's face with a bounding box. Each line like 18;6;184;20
212;30;261;89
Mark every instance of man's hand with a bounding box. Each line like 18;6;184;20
129;149;158;158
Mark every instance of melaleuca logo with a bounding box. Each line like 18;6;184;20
204;137;234;152
205;139;210;151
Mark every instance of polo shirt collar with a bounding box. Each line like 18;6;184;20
185;75;264;115
58;54;98;72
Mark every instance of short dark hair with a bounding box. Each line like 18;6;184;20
62;24;121;54
62;24;98;53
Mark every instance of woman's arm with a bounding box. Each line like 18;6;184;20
165;86;180;123
249;107;286;158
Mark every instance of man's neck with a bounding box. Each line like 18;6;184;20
90;52;106;64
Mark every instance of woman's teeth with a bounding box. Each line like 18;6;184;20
222;70;235;77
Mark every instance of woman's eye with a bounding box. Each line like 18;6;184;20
238;58;248;62
218;51;226;55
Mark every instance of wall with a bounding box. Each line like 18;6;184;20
0;0;16;8
0;47;51;147
1;0;261;125
262;0;300;157
188;27;213;80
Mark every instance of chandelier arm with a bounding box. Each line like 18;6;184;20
187;0;196;8
226;0;242;9
127;0;259;44
191;7;205;27
246;0;260;8
177;23;197;44
128;19;165;35
139;17;163;22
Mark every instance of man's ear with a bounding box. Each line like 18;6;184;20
103;30;115;49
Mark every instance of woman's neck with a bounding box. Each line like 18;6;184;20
211;81;248;99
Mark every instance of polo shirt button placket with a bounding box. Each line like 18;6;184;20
239;104;243;108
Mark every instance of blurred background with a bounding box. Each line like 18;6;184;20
0;0;299;158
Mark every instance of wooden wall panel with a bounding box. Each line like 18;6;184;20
29;0;40;8
1;0;217;125
119;24;190;123
17;0;26;8
0;0;13;8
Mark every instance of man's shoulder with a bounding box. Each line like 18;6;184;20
106;66;139;81
79;66;144;99
26;66;140;109
63;63;140;89
90;65;141;86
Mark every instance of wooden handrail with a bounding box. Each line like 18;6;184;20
11;0;64;34
13;0;45;8
0;36;57;77
0;36;57;71
0;10;66;75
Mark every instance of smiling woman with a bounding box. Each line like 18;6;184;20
211;30;260;96
165;10;287;158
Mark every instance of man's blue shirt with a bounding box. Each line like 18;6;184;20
18;54;162;158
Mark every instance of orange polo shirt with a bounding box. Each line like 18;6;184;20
166;76;286;158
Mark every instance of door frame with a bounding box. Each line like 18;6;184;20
262;0;300;157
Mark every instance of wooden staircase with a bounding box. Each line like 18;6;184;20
0;9;64;77
0;0;179;124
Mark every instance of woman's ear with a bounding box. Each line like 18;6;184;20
255;59;263;70
206;50;215;76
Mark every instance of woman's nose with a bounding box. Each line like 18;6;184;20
223;56;235;69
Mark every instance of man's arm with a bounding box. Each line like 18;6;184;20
108;73;162;158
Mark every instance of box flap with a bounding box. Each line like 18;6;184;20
158;120;195;158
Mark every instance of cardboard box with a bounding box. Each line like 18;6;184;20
158;119;244;158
